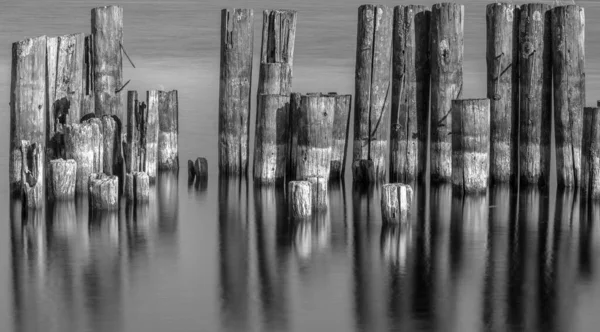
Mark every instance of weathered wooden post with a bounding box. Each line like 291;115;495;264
430;3;464;183
20;141;44;208
288;181;312;220
125;91;145;173
381;183;413;225
134;172;150;203
307;176;327;210
88;173;118;210
146;90;160;180
486;3;519;184
10;36;47;195
64;121;104;194
330;93;352;179
582;107;600;199
158;90;179;170
83;34;95;115
100;115;122;176
188;160;196;181
219;8;254;176
354;4;393;182
259;9;296;94
390;5;431;183
519;3;552;187
352;159;376;185
253;94;289;184
452;99;490;195
92;5;123;119
292;94;335;181
124;173;134;200
552;5;585;188
194;157;208;179
48;159;77;201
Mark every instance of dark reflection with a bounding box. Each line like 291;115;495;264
253;183;290;331
157;171;179;249
293;210;331;263
218;176;250;332
329;179;350;255
579;198;596;278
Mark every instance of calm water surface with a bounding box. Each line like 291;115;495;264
1;0;600;331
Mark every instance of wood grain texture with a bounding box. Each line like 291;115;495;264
101;115;122;176
486;3;519;184
519;3;552;187
49;159;77;201
288;181;312;219
391;5;431;184
158;90;179;170
552;5;585;188
64;121;104;194
219;8;253;176
582;107;600;199
20;141;45;208
430;3;464;183
133;171;150;203
146;90;160;180
88;173;119;210
330;93;352;179
253;94;289;184
260;9;297;66
354;4;393;182
381;183;413;225
307;176;328;210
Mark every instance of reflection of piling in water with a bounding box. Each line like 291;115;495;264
380;224;410;268
293;211;331;261
157;171;179;236
288;181;311;220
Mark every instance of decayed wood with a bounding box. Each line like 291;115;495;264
64;121;104;194
390;5;431;183
92;6;123;119
125;90;145;173
451;99;490;194
430;3;464;183
10;36;47;195
124;172;134;200
552;5;585;188
158;90;179;170
88;173;118;210
354;5;393;181
20;141;44;208
288;92;301;179
253;94;289;184
330;93;352;179
582;107;600;199
293;94;335;181
146;90;160;180
260;9;297;66
87;117;104;173
519;3;552;187
288;181;312;219
101;115;122;176
49;159;77;201
134;171;150;203
83;34;95;115
381;183;413;225
486;3;519;183
258;63;292;95
307;176;327;210
194;157;208;179
352;159;376;185
219;8;254;176
188;160;196;181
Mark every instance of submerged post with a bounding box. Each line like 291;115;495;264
88;173;118;210
253;94;289;184
354;4;393;182
552;5;585;188
486;3;519;184
329;93;352;180
10;36;47;195
20;141;44;209
194;157;208;179
288;181;312;220
158;90;179;170
451;99;490;194
519;3;552;187
390;5;431;183
430;3;464;183
48;159;77;201
64;121;104;194
381;183;413;225
219;8;254;176
582;107;600;199
91;5;123;119
134;171;150;203
146;90;160;181
307;176;328;210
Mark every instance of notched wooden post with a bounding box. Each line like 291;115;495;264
20;141;44;209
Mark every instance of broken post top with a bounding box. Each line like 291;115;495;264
261;9;297;64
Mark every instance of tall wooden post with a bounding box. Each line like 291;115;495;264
354;4;393;182
430;3;464;183
390;5;431;183
219;9;254;176
100;115;122;177
582;107;600;199
330;93;352;179
125;91;144;174
260;9;297;84
552;5;585;189
452;99;490;195
10;36;47;195
158;90;179;170
146;90;160;180
486;3;519;184
92;5;123;119
519;4;552;187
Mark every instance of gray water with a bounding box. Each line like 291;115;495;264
1;0;600;331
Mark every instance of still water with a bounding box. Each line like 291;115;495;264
1;0;600;331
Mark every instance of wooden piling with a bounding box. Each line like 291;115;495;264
219;8;254;176
88;173;118;210
91;5;123;119
48;159;77;201
134;171;150;203
582;107;600;199
125;91;144;174
486;3;519;183
188;160;196;181
253;94;289;184
64;121;104;194
158;90;179;170
288;181;312;220
100;115;122;176
381;183;413;225
352;159;376;185
430;3;464;182
293;94;335;181
260;9;297;68
354;4;393;182
451;99;490;194
194;157;208;179
10;36;47;195
390;5;431;183
330;94;352;180
146;90;160;180
307;176;327;210
552;5;585;188
519;3;552;187
83;34;95;115
20;141;44;209
124;172;134;200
